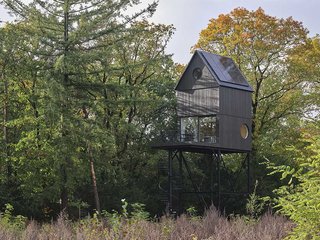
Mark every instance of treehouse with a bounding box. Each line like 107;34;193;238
153;50;253;214
156;49;253;152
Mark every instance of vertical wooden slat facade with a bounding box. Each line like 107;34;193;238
177;88;219;117
174;50;253;152
219;87;251;118
177;53;220;117
218;87;252;151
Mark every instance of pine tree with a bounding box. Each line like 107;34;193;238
2;0;158;213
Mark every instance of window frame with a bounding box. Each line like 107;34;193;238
180;115;218;143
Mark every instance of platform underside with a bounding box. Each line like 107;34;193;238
151;142;251;154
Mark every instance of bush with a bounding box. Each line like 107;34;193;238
267;134;320;239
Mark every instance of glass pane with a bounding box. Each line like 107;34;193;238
181;117;198;142
200;51;248;86
218;56;248;85
199;116;217;143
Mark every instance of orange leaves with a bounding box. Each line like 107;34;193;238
230;7;250;20
194;7;308;62
312;36;320;52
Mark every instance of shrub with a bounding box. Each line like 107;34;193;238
0;203;27;232
268;134;320;239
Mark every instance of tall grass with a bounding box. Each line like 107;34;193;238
0;206;293;240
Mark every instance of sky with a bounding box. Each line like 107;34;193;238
1;0;319;64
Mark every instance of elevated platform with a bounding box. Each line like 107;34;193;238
152;142;250;154
154;143;251;215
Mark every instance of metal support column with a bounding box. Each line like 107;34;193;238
181;152;207;208
217;151;221;209
168;150;173;213
247;153;250;194
210;153;214;204
161;148;252;214
178;150;183;215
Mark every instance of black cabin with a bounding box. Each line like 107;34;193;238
153;50;253;215
174;50;253;152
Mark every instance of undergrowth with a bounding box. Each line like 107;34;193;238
0;201;293;240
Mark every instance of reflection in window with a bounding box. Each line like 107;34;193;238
199;116;217;143
181;117;198;142
218;56;247;85
180;116;217;143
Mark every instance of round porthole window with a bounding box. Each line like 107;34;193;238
193;68;202;80
240;124;249;139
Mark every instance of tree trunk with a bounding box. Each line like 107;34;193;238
60;164;68;212
88;144;101;214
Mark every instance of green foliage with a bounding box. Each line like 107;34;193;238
130;203;150;221
186;206;200;221
246;181;269;218
267;131;320;239
0;0;176;219
120;198;129;219
1;2;319;221
186;206;198;217
0;204;26;231
102;199;150;223
101;210;122;232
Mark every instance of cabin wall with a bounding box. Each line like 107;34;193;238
177;86;252;151
219;87;252;118
218;115;252;151
217;86;252;151
176;54;219;91
175;51;253;152
177;88;219;117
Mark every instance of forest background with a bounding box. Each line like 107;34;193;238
0;0;319;238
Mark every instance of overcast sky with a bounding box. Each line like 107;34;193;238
1;0;319;64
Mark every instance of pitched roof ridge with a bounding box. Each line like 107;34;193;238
175;50;253;92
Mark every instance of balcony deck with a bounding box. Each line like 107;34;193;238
152;142;249;154
151;131;250;154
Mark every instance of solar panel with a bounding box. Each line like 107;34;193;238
201;52;248;86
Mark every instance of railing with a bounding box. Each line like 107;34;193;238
156;130;217;144
158;130;180;143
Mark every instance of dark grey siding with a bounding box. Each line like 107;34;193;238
176;54;219;91
192;66;219;89
219;87;252;118
174;51;253;152
176;53;220;117
177;88;219;117
218;87;252;151
218;115;252;151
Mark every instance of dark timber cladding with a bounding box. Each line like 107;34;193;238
176;52;219;117
173;49;253;152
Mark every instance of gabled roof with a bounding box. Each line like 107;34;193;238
175;50;253;92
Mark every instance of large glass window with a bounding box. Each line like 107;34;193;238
181;117;198;142
180;116;217;143
199;116;217;143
